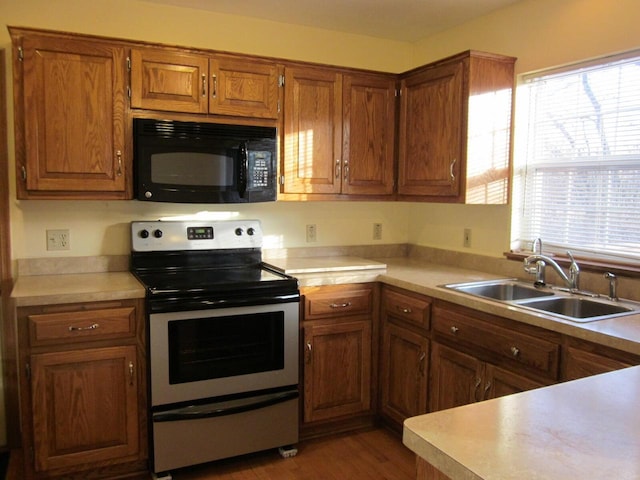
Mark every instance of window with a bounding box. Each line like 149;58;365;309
512;51;640;264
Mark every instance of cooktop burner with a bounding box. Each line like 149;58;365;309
130;220;299;311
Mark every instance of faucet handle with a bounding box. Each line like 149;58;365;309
567;251;580;290
604;272;618;300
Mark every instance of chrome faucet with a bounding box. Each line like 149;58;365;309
524;250;580;290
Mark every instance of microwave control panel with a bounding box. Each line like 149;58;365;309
248;151;271;188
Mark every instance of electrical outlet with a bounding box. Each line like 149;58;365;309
306;224;317;243
47;229;70;251
463;228;472;248
373;223;382;240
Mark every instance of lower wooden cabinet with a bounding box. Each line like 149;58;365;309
379;322;429;427
303;319;372;422
429;300;558;412
563;339;640;381
30;346;140;472
16;299;147;479
378;286;431;431
300;283;377;435
430;342;546;411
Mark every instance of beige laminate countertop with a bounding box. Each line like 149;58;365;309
11;255;640;354
403;365;640;480
10;271;145;307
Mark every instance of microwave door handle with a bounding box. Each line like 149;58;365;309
238;143;248;198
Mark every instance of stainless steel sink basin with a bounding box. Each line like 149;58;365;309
449;280;554;301
518;296;634;321
442;278;640;323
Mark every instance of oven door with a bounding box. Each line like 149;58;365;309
149;301;299;407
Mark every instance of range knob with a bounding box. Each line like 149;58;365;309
235;228;244;236
139;229;149;239
145;191;153;199
153;229;163;238
247;227;255;236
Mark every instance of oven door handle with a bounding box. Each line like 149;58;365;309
152;389;299;422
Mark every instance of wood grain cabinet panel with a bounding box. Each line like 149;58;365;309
15;299;147;479
30;346;139;472
283;65;343;194
379;322;429;427
300;283;376;434
131;48;280;119
130;48;209;113
282;67;395;197
341;73;396;195
398;51;516;203
210;57;280;118
303;320;372;423
379;287;431;431
10;29;129;199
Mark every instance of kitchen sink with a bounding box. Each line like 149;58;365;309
442;278;640;323
517;296;635;321
448;279;554;301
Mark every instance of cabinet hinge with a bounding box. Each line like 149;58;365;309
17;46;24;62
126;56;131;71
25;362;31;380
395;88;401;97
279;175;285;185
277;99;281;113
127;86;131;99
278;74;285;87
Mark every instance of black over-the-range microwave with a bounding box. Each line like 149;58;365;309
133;118;277;203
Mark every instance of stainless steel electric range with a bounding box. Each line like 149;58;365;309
130;220;299;476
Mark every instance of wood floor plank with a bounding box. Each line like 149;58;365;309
172;428;416;480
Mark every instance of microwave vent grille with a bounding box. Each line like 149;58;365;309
134;119;276;141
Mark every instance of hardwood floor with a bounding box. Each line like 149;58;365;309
169;428;416;480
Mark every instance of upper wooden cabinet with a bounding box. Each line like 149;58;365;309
282;66;395;197
130;48;280;119
398;51;516;203
10;28;130;199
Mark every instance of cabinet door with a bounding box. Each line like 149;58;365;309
430;342;482;412
303;320;371;423
398;60;463;198
210;57;280;118
19;34;128;196
283;66;342;194
564;347;633;381
30;346;139;472
342;73;395;195
130;48;209;113
485;364;546;400
379;322;428;427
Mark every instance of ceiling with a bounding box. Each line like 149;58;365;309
143;0;524;42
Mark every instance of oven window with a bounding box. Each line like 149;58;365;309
151;152;235;186
168;312;285;384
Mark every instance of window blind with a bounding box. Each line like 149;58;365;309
512;51;640;264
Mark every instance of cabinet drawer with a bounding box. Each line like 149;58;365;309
304;285;373;320
382;289;431;330
433;306;559;380
28;307;136;346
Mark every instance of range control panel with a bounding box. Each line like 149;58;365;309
131;220;263;252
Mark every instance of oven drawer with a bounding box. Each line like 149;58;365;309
28;307;137;347
304;284;374;320
152;391;298;472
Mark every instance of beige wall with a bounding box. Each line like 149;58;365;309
2;0;640;261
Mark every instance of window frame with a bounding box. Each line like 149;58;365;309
509;48;640;273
